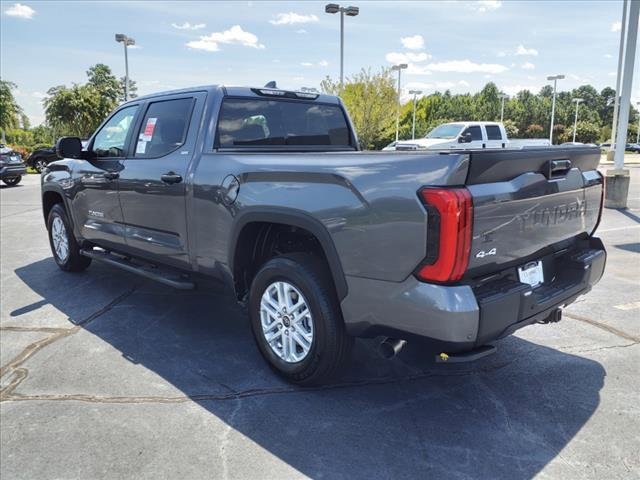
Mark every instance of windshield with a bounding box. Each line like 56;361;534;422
426;124;464;139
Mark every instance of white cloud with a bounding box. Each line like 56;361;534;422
472;1;502;12
186;25;265;52
385;51;431;64
425;59;508;74
515;44;538;56
295;29;307;34
521;62;535;70
503;84;540;96
128;45;142;50
458;80;470;87
603;53;613;58
401;34;425;50
300;62;313;67
293;76;304;81
497;51;507;57
319;60;329;67
406;64;433;75
4;3;35;19
172;22;206;30
31;91;46;99
270;12;318;25
611;21;621;32
608;71;617;76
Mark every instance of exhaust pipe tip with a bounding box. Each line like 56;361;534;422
380;338;407;359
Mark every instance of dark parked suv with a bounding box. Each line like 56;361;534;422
42;84;606;384
0;144;27;186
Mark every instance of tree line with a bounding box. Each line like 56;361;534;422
1;64;638;155
322;68;639;150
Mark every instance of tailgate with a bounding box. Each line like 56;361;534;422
464;146;603;275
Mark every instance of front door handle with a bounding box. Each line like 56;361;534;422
104;171;119;180
161;172;183;184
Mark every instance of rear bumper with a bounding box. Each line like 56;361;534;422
0;164;27;178
341;237;606;351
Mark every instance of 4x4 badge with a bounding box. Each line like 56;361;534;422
476;248;497;258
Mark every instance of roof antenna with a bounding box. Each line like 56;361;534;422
264;81;277;88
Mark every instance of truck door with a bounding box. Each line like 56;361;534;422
484;124;505;149
460;125;484;149
117;92;206;269
71;104;140;251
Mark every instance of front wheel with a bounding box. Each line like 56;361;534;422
34;158;47;173
2;176;21;186
47;204;91;272
249;253;353;385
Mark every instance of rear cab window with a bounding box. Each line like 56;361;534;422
216;98;354;150
485;125;503;141
135;97;194;158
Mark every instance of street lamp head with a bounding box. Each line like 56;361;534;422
325;3;340;14
573;98;584;103
126;38;135;46
115;33;126;43
392;64;408;71
546;74;565;81
409;90;422;95
499;93;509;99
344;6;359;16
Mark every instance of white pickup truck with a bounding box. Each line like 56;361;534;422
391;121;550;151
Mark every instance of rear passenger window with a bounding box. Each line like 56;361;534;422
216;98;352;148
462;126;483;141
135;98;193;158
486;125;503;140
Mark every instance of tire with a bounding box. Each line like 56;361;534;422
249;253;353;386
34;158;47;173
47;203;91;272
2;176;21;186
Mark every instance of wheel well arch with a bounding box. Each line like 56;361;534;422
230;210;348;303
42;190;65;222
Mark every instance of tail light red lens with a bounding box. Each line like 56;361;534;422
416;187;473;283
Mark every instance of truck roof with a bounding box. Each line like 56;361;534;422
126;85;340;105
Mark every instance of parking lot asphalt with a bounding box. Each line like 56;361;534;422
1;168;639;480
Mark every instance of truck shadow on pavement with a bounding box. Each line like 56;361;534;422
10;258;605;479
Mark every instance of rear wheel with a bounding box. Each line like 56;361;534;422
47;204;91;272
249;253;353;385
2;176;21;186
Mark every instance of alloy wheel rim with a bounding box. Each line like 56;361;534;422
260;281;314;363
51;216;69;262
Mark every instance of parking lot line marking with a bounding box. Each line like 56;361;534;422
614;301;640;311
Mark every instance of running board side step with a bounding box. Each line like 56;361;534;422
80;249;195;290
435;345;496;363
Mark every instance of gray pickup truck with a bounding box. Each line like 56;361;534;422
42;85;606;384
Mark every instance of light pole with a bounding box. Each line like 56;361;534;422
610;0;628;148
636;101;640;144
115;33;135;101
392;63;407;142
572;98;584;143
499;93;508;123
325;4;359;89
409;90;422;140
547;74;565;144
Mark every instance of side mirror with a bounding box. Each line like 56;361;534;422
56;137;83;159
458;132;473;144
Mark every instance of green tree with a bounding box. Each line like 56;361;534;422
44;64;122;137
119;76;138;102
321;68;397;150
0;80;22;132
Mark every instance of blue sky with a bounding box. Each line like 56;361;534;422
1;0;638;125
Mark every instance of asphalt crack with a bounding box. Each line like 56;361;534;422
0;285;139;399
564;312;640;343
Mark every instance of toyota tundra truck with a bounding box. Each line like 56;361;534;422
41;85;606;385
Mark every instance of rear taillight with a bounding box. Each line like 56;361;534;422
415;187;473;283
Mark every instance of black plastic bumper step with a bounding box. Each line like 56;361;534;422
80;249;195;290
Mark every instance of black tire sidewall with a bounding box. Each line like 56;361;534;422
249;256;334;378
47;204;74;268
3;176;21;186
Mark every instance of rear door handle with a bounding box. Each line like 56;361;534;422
161;172;182;184
104;171;119;180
